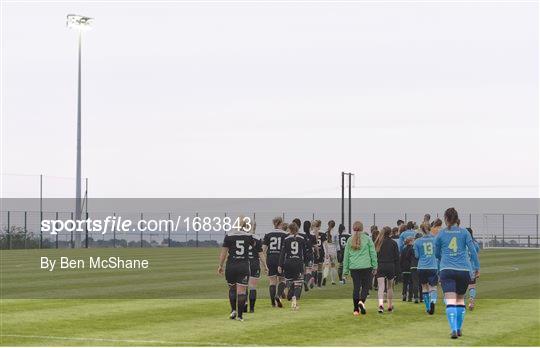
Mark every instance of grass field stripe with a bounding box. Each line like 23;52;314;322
0;334;230;346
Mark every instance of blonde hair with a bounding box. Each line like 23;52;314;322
237;215;250;232
273;216;283;228
351;221;364;250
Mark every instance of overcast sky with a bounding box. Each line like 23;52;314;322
1;1;538;198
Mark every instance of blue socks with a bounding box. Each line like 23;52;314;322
469;288;476;300
446;305;458;332
431;289;438;303
456;304;466;331
422;292;430;311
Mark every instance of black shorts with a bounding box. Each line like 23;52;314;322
337;250;344;263
283;260;304;282
418;269;438;286
440;269;470;295
376;263;395;279
225;261;250;286
249;259;261;278
304;256;314;268
267;256;282;277
315;251;325;265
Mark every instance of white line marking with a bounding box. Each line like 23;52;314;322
1;334;230;346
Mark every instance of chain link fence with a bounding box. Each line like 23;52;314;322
1;210;538;249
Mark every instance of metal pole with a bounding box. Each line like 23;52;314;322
469;213;472;228
7;211;10;250
75;30;83;248
168;213;171;247
196;212;199;248
348;173;352;234
113;212;117;248
40;174;43;248
502;214;505;246
70;212;74;248
55;212;59;249
140;213;144;248
341;172;345;229
373;213;376;227
536;214;538;248
24;211;27;249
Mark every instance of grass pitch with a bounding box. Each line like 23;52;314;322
1;248;539;346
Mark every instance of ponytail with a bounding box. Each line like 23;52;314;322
351;221;364;250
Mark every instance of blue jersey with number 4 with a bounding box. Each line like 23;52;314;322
435;226;480;272
413;235;438;270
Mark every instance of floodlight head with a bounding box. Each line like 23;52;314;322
67;14;94;30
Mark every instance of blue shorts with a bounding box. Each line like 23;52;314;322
440;269;471;295
418;269;438;286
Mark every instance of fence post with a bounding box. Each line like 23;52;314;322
113;212;117;248
168;213;171;248
528;235;530;248
536;214;538;248
502;214;505;246
55;212;59;249
469;213;472;228
70;212;74;248
40;174;43;249
282;212;285;221
7;211;11;250
373;213;376;226
24;211;27;249
404;213;407;222
85;210;89;248
196;212;199;248
140;213;144;248
312;213;315;220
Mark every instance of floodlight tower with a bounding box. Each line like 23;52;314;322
67;14;93;247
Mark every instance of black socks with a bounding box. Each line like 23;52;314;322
237;293;247;319
229;286;237;312
269;284;276;306
249;289;256;312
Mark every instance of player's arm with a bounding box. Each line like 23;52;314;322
368;238;378;274
343;240;350;276
393;240;401;276
413;241;420;259
217;247;227;275
466;232;480;276
434;233;442;261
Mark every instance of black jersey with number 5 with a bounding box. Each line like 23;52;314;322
279;235;306;267
222;231;254;263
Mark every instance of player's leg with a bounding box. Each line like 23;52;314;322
248;273;259;313
236;283;248;321
428;271;439;314
317;262;323;287
455;272;469;337
277;275;286;301
225;266;237;319
468;273;477;310
268;275;277;307
350;269;361;315
358;268;372;315
387;278;395;311
377;276;385;312
337;251;345;284
441;270;459;339
411;269;420;303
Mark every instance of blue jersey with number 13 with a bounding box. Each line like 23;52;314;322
413;235;438;270
435;226;480;272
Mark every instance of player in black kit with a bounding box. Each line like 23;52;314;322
278;223;306;310
262;216;287;308
218;217;261;321
245;221;267;313
298;220;315;291
337;224;351;284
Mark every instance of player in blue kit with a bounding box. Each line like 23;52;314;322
398;221;417;252
435;208;480;339
466;227;480;311
414;222;440;315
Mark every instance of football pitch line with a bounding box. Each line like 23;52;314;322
0;334;230;346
